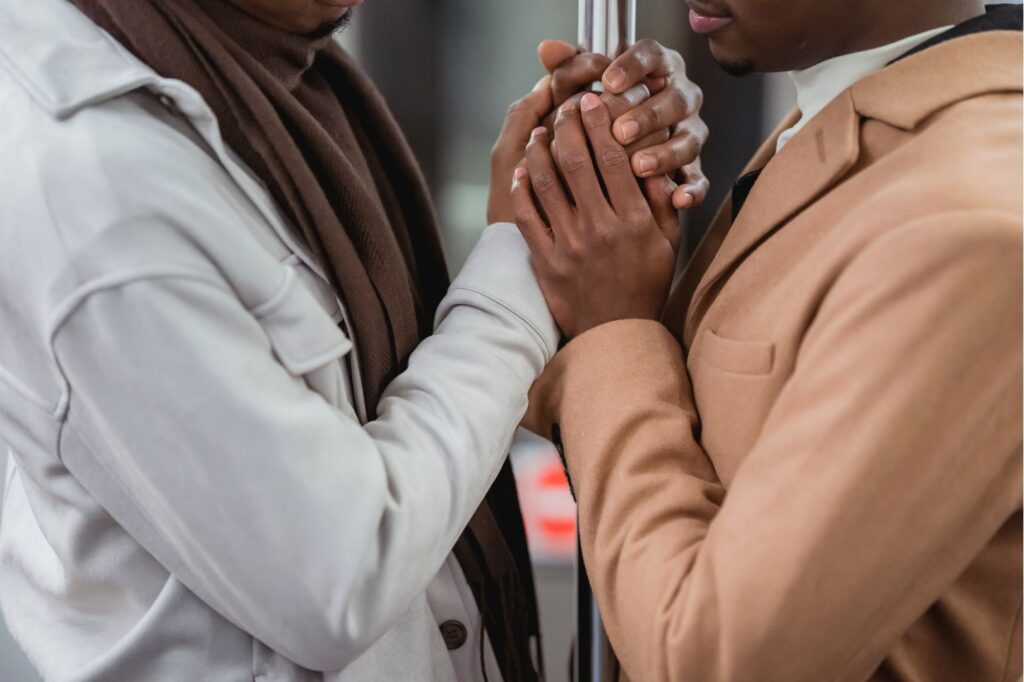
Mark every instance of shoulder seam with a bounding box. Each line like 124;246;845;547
45;267;231;419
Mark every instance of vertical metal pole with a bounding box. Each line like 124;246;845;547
578;0;636;62
574;7;634;679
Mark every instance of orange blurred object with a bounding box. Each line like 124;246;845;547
511;430;577;564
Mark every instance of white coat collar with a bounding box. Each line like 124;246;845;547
0;0;158;119
0;0;335;283
0;0;355;376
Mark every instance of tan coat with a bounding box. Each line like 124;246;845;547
527;32;1023;682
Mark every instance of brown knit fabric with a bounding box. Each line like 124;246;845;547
66;1;540;677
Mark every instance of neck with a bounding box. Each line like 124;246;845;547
831;0;986;60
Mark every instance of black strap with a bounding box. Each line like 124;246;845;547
894;4;1022;64
731;168;765;222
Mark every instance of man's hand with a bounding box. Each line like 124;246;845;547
539;39;710;210
512;93;679;339
488;76;554;224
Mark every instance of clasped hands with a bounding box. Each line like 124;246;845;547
489;39;708;340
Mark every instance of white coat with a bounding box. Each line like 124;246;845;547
0;0;558;680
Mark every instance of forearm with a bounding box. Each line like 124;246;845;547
529;319;725;679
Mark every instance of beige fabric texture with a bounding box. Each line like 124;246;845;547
526;32;1023;682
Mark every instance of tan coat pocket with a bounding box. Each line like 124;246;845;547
690;329;778;483
700;328;775;376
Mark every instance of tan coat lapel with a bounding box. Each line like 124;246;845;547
683;95;861;343
681;31;1023;345
663;110;799;344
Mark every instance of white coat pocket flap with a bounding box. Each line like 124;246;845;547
253;268;353;375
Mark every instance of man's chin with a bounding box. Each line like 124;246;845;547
708;43;755;77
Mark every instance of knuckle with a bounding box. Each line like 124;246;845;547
554;106;577;129
644;105;664;130
689;134;704;157
692;84;705;111
600;92;629;118
550;75;572;101
636;208;657;227
602;91;628;108
682;159;703;178
677;127;704;157
560;152;591;176
563;238;585;261
599;147;630;170
648;148;670;171
551;55;577;76
663;49;685;72
637;39;660;67
592;227;616;251
637;38;659;53
624;207;652;227
532;172;557;195
584;112;609;130
695;118;710;143
551;257;574;279
505;99;529;119
670;86;690;116
670;134;696;163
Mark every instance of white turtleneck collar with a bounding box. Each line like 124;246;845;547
776;25;953;152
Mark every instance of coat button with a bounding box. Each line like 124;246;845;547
439;620;468;650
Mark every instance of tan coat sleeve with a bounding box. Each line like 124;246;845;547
525;216;1023;681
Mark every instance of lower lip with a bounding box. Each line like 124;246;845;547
688;9;733;34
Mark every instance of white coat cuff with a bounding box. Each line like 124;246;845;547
442;223;559;361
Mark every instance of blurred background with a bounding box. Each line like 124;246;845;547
0;0;796;679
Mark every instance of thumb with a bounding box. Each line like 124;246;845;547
644;175;681;253
538;39;580;73
503;76;553;136
494;76;553;164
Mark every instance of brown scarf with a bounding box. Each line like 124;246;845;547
67;1;541;677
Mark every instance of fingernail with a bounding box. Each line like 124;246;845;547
604;67;626;90
531;126;546;139
580;93;601;112
617;119;640;143
559;101;575;115
676;192;694;209
635;154;656;175
532;75;550;93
